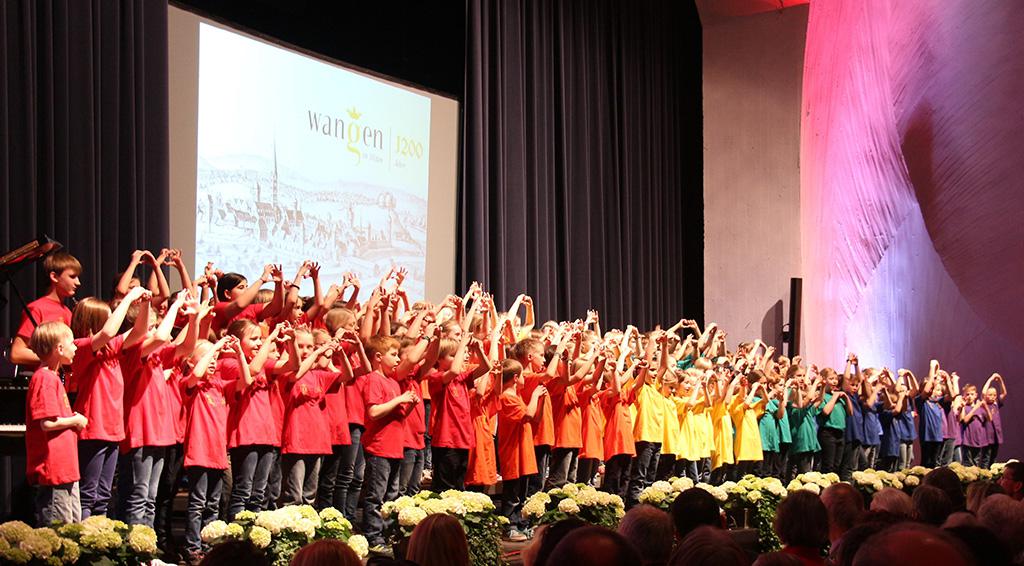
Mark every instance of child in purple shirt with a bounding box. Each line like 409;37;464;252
959;384;988;467
981;373;1008;469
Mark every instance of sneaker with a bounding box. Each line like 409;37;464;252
368;541;391;556
504;528;528;542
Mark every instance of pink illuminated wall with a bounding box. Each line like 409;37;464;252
800;1;1024;456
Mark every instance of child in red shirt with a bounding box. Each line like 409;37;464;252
427;335;490;491
497;359;546;540
210;264;284;336
278;328;345;507
10;251;81;367
224;320;287;517
323;307;366;520
182;337;239;556
26;321;87;525
511;337;564;497
361;336;419;547
70;286;150;518
118;292;196;527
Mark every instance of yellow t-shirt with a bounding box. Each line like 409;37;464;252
632;381;665;443
731;396;767;463
711;398;736;469
661;394;684;457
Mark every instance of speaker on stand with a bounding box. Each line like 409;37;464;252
780;277;801;359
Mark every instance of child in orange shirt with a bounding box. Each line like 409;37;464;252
497;359;546;541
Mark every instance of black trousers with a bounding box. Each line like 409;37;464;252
431;447;469;491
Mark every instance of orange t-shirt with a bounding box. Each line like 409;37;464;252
522;372;554;447
550;379;582;449
578;383;605;460
497;391;537;480
599;388;636;458
466;379;499;486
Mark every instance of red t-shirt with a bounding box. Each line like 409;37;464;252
71;335;126;442
427;369;474;450
579;384;605;460
167;364;188;444
339;343;366;427
121;343;178;451
281;369;339;455
323;386;352;447
211;301;266;336
25;367;79;486
183;376;233;469
497;391;537;481
399;367;425;450
362;371;409;459
221;357;282;448
522;372;555;447
550;380;582;449
16;296;72;341
599;389;636;458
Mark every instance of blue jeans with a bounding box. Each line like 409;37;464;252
79;440;119;518
228;445;276;518
501;476;530;530
185;467;224;553
363;455;401;546
399;447;425;497
119;446;166;526
35;482;80;526
546;448;579;489
627;441;661;507
335;425;365;520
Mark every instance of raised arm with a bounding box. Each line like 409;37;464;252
141;292;186;358
115;250;146;298
91;287;150;352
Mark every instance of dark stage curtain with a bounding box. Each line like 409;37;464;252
461;0;703;330
0;0;169;337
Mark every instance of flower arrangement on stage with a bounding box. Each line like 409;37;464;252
0;516;157;566
201;506;367;566
522;483;625;530
381;490;504;566
637;477;694;510
786;471;840;495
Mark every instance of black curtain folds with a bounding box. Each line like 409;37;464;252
460;0;704;331
0;0;169;337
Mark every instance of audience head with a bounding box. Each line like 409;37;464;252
546;525;642;566
913;484;954;526
529;517;588;566
966;480;1004;513
977;493;1024;559
669;526;749;566
997;461;1024;501
851;523;972;566
618;504;674;566
752;552;802;566
774;490;828;550
406;513;469;566
942;511;980;529
923;467;966;511
821;483;865;544
199;540;271;566
870;487;914;519
945;525;1012;566
671;487;722;540
830;520;891;566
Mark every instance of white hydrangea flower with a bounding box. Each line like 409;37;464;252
746;490;762;504
905;475;920;487
672;477;695;492
562;484;580;497
801;483;821;495
558;498;581;514
651;481;673;494
248;526;272;549
347;534;369;559
398;507;428;527
200;521;229;542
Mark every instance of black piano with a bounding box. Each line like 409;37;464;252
0;339;32;522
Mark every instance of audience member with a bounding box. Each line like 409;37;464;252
977;493;1024;560
752;552;803;566
997;461;1023;501
289;539;362;566
851;523;972;566
406;514;470;566
821;483;864;546
869;487;913;519
199;540;271;566
529;517;588;566
669;526;750;566
912;485;954;526
944;525;1011;566
923;467;966;511
774;490;828;566
547;526;643;566
965;480;1004;514
618;504;674;566
670;487;722;541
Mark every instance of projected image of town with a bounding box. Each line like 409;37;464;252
195;23;432;299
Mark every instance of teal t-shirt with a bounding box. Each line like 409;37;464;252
819;392;847;431
788;404;821;454
778;400;792;444
758;398;780;452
